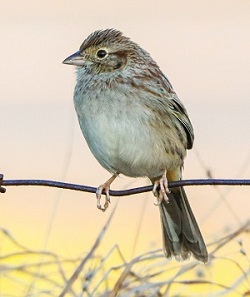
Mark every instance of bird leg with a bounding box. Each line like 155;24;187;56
96;173;118;212
153;169;171;205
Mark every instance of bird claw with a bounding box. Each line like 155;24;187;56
95;173;118;212
153;171;170;205
96;184;111;212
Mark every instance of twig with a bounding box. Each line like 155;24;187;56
1;174;250;197
59;206;117;297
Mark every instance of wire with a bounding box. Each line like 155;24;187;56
1;174;250;197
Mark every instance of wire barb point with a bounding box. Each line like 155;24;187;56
0;174;6;193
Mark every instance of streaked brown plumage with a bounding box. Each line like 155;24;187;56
63;29;208;262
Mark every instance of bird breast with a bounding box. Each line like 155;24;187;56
74;74;185;179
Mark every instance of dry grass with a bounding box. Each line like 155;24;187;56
0;213;249;297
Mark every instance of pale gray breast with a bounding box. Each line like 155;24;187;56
73;74;186;178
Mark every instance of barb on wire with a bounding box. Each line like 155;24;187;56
0;174;6;193
0;174;250;197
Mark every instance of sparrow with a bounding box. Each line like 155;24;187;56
63;29;208;262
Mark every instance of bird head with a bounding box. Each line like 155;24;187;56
63;29;149;74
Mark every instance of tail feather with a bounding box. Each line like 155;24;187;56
159;186;208;263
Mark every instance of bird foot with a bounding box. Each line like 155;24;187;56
96;183;111;212
96;173;118;212
153;170;171;205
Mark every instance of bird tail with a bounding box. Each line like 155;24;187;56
159;186;208;263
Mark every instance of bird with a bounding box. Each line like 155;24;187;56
63;29;208;263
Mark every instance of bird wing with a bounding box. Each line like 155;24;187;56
157;70;194;150
169;95;194;150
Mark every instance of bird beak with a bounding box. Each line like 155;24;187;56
62;50;85;66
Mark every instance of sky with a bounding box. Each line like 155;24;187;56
0;0;250;294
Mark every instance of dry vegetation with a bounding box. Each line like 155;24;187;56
0;211;249;297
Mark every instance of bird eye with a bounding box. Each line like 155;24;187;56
96;49;107;59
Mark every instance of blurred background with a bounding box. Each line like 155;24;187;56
1;0;250;296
